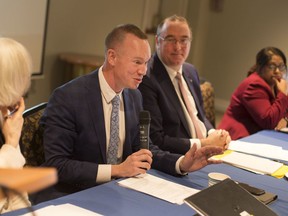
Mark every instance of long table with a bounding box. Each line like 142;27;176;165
3;130;288;215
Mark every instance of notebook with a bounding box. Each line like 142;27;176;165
184;179;277;216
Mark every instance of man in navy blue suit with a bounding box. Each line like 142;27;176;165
36;24;223;203
139;15;231;155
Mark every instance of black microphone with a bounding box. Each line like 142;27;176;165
139;111;151;149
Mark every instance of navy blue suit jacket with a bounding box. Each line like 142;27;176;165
138;54;213;155
39;69;181;201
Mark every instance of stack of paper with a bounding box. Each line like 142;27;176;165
220;151;283;175
228;140;288;162
118;174;199;204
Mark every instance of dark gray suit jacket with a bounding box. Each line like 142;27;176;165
38;69;181;202
139;54;213;155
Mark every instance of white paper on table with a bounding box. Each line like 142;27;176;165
118;173;199;205
20;203;103;216
228;140;288;162
221;151;283;175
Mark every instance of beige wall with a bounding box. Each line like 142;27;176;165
26;0;288;113
187;0;288;111
26;0;148;107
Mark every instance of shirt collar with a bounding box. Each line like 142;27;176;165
99;66;123;104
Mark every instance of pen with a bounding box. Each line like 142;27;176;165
4;107;19;119
8;108;18;116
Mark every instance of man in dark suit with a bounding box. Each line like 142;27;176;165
36;24;223;203
139;15;230;155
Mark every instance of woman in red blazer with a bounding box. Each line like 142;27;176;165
218;47;288;140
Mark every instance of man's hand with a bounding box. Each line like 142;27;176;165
111;149;152;178
201;129;231;150
179;145;223;173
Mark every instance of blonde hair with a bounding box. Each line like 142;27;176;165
0;37;32;125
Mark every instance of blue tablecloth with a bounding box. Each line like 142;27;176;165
3;130;288;216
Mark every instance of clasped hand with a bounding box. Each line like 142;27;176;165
202;129;231;150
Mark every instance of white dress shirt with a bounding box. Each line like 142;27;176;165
160;60;211;149
96;67;125;183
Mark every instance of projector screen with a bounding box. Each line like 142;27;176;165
0;0;49;76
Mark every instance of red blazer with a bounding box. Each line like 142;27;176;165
218;72;288;140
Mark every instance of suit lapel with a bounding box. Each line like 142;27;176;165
153;55;191;136
182;69;205;122
86;71;107;162
122;90;134;159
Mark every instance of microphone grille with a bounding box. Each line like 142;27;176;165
139;111;151;124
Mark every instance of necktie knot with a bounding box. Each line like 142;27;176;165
112;95;120;107
175;72;182;81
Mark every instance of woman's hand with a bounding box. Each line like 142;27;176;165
275;78;287;95
275;118;288;130
2;98;25;148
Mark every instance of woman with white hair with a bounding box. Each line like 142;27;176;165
0;37;31;213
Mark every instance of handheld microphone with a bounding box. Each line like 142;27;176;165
139;111;151;149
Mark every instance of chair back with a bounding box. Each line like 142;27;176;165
200;79;215;127
20;102;47;167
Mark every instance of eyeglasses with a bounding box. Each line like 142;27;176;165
158;36;191;46
267;64;287;72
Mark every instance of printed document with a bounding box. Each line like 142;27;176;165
118;173;199;204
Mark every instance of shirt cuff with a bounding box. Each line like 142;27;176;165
208;128;216;135
189;139;201;149
96;164;112;183
175;155;187;175
0;144;25;168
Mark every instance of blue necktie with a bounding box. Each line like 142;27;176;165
107;95;120;164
